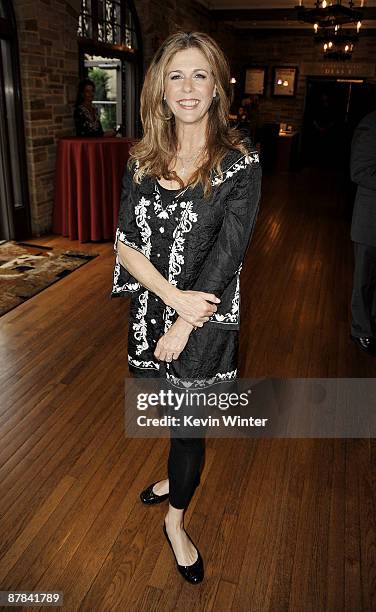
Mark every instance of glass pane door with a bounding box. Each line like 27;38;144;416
85;54;121;131
0;40;14;240
0;36;30;240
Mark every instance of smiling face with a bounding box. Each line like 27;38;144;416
164;47;216;127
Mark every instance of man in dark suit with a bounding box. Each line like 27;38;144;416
350;109;376;354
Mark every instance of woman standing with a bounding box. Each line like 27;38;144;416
74;78;115;137
111;31;262;584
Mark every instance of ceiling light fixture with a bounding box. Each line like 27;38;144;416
295;1;364;60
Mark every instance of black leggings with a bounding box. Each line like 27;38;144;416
131;371;206;509
167;436;205;509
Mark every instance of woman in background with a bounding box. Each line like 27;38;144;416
74;78;115;137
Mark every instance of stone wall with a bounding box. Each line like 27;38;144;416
13;0;213;236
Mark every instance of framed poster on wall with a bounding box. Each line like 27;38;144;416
272;67;298;97
245;67;267;96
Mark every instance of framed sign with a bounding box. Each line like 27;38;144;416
245;67;267;96
272;67;298;97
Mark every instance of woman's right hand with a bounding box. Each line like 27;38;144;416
166;288;220;327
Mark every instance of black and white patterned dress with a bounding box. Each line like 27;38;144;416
110;138;262;387
74;104;104;137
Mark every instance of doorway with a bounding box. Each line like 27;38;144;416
302;77;376;170
0;2;30;241
81;51;137;138
77;0;142;139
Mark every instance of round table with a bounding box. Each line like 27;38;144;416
53;137;136;242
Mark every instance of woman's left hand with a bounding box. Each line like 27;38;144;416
154;317;193;362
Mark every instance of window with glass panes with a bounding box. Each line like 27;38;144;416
78;0;138;49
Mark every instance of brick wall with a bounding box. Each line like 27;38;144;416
12;0;376;236
13;0;212;236
14;0;80;235
138;0;212;69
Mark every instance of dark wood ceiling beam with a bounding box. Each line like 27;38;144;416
211;7;376;22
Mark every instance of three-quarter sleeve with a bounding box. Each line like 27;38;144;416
110;163;145;297
190;155;262;298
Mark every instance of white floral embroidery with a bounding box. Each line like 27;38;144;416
112;193;152;296
231;265;241;314
113;195;152;354
211;151;259;186
206;151;259;323
164;200;198;333
166;368;237;389
112;253;141;294
133;290;149;355
209;264;242;325
153;187;178;219
128;355;160;370
135;197;152;258
114;227;143;255
112;227;144;294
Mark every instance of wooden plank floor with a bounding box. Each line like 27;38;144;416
0;167;375;611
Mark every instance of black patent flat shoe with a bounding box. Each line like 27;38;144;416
163;523;204;584
140;481;169;505
350;335;376;355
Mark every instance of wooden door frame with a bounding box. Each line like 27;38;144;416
0;1;31;239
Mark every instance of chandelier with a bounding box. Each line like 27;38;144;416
296;1;364;60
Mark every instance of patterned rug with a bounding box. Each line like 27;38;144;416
0;241;99;317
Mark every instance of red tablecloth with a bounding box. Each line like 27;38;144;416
53;137;136;242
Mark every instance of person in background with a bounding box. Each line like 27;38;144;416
73;78;116;137
350;108;376;355
247;95;261;149
310;92;337;165
236;105;252;139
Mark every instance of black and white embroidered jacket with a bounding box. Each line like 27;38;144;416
110;138;262;377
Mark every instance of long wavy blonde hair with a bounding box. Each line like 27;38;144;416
129;31;248;198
